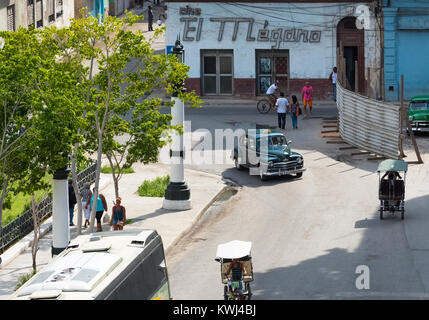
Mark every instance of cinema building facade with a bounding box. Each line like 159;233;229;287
165;0;383;100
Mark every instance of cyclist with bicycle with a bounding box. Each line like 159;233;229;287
266;80;280;106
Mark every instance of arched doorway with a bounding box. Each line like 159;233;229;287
337;17;365;94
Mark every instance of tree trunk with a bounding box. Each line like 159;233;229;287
70;151;83;235
31;195;40;273
106;154;120;200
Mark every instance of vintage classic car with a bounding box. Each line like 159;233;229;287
408;95;429;132
231;129;305;181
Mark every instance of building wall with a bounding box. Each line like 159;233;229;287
166;1;381;99
109;0;134;17
0;0;75;31
383;0;429;101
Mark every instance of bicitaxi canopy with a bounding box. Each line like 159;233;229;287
377;159;408;172
215;240;252;260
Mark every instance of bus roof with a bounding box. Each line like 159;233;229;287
12;229;159;300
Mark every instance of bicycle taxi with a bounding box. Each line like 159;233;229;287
215;240;254;300
377;159;408;220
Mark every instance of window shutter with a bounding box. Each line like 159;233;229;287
36;0;43;28
56;0;63;18
7;5;15;32
48;0;55;22
27;0;35;27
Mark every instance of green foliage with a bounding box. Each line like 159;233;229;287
137;175;170;197
15;269;37;291
101;165;134;174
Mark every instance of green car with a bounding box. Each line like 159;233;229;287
408;95;429;132
232;129;305;181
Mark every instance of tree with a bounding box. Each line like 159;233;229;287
55;13;201;233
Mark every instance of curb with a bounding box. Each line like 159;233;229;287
164;185;228;257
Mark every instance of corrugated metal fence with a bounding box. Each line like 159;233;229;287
337;82;400;159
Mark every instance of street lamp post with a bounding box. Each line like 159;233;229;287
51;165;70;257
163;38;191;210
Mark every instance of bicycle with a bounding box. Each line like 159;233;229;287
257;95;276;114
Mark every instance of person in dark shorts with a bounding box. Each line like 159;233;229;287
90;188;108;232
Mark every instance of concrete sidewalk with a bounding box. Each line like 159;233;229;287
0;162;227;299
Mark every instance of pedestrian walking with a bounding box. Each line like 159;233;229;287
301;81;313;118
329;67;338;102
110;197;127;231
68;180;77;226
148;6;154;31
290;95;300;129
81;182;92;228
275;92;289;130
90;188;108;232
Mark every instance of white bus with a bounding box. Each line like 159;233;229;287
11;229;171;300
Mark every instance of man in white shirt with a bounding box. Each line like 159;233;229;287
275;92;289;130
266;80;280;107
329;67;338;102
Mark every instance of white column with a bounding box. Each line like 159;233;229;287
52;178;69;256
162;96;191;210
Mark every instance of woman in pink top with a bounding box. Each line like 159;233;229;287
301;82;314;117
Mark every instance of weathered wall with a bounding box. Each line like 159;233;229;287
383;0;429;101
165;2;382;98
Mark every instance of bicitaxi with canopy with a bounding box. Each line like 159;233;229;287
377;159;408;220
215;240;253;300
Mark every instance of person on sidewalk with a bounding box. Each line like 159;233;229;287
148;6;154;31
90;188;108;232
68;180;77;226
301;81;313;118
275;92;289;130
290;95;300;129
81;182;92;228
110;197;127;231
329;67;338;102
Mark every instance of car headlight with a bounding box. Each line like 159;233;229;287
296;157;303;164
409;116;414;121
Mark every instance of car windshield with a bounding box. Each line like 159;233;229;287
270;135;287;146
409;101;428;110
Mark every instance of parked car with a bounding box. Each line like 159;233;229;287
408;95;429;132
231;129;305;181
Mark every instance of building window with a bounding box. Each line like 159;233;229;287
36;0;43;28
7;5;16;32
256;50;289;95
28;0;35;27
201;50;233;95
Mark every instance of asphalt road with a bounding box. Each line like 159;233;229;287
165;102;429;300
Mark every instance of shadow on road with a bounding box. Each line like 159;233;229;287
250;194;429;299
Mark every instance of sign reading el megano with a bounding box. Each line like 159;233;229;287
179;6;322;48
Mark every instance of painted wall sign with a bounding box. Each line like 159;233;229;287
180;6;201;16
180;17;322;46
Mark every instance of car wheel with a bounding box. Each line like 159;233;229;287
295;172;303;178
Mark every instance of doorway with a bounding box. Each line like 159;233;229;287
255;50;290;95
337;17;365;94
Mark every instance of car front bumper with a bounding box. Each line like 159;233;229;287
411;122;429;131
264;167;306;176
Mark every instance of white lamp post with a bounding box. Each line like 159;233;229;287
163;38;191;210
51;165;70;256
